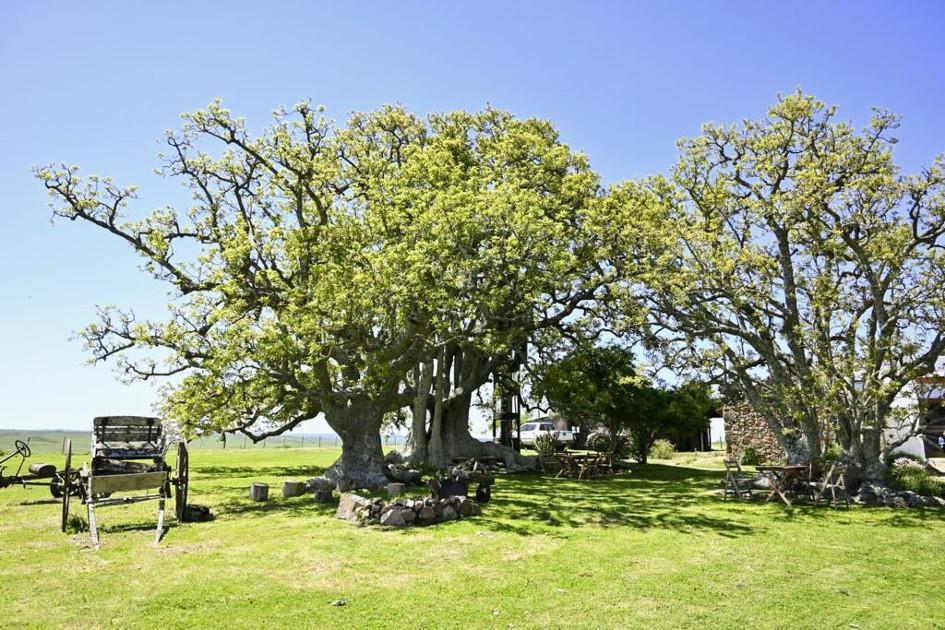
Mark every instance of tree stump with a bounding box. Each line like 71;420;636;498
250;483;269;502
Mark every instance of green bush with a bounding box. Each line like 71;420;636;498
533;432;558;456
586;429;631;459
740;445;763;466
650;439;675;460
887;458;945;497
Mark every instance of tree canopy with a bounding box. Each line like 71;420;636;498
645;92;945;480
37;101;653;486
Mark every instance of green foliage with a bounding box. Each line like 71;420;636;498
37;101;651;469
647;90;945;475
650;439;675;460
887;460;945;498
585;428;631;459
740;446;764;466
535;343;715;463
533;432;558;456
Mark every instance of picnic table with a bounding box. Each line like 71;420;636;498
756;465;808;506
554;452;612;480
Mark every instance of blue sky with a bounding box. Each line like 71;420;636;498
2;1;944;432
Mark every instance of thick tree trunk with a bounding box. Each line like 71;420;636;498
435;391;535;471
324;398;389;490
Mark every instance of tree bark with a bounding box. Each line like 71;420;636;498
323;397;390;490
405;360;433;467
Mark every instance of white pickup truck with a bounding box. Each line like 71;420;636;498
518;420;574;449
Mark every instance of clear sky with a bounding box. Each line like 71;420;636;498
2;0;944;432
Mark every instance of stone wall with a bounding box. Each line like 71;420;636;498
723;402;785;463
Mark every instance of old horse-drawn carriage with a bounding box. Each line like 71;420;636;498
0;416;189;548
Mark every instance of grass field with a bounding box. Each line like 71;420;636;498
1;443;943;629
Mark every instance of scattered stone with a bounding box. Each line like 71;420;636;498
336;493;371;521
249;483;269;502
418;506;436;522
442;505;458;521
282;480;308;498
387;482;406;497
402;509;417;523
329;599;348;607
314;490;334;504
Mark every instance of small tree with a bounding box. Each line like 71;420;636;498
534;344;714;463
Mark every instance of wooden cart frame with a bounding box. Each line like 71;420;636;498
62;416;189;549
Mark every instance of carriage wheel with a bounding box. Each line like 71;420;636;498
60;440;72;533
175;442;189;521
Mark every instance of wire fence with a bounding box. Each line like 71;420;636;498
0;431;405;456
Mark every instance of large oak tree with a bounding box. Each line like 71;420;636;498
647;92;945;482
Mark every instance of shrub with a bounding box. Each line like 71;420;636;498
533;432;558;456
650;439;675;460
823;443;843;462
740;445;763;466
585;429;631;459
887;458;945;497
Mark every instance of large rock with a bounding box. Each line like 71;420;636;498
379;507;407;527
307;476;336;493
418;506;436;522
441;505;458;521
282;480;308;498
457;497;473;517
336;493;371;521
388;465;422;484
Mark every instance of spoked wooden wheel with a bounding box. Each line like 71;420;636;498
60;439;72;533
175;442;189;521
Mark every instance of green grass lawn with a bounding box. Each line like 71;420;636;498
1;445;943;629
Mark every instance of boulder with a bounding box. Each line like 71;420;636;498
314;490;334;504
380;507;407;527
442;505;458;521
418;506;436;522
402;509;417;523
336;493;371;521
282;480;308;498
469;502;483;516
307;476;336;493
457;498;473;517
388;465;423;484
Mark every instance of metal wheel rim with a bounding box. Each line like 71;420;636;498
175;442;189;521
60;440;72;533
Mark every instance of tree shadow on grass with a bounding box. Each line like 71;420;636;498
472;464;759;539
193;464;328;479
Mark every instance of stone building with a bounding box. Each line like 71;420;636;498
722;402;785;463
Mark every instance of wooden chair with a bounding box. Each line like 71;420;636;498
536;451;560;475
813;463;849;508
723;458;754;500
